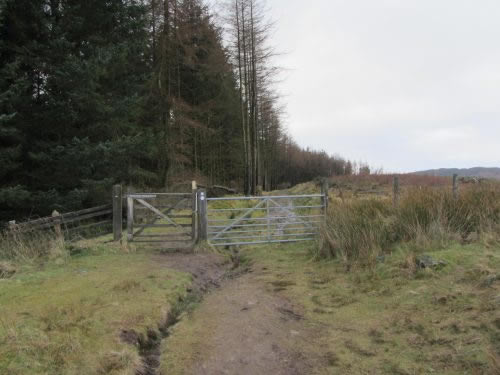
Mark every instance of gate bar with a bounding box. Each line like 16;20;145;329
211;238;315;247
207;194;323;201
211;199;267;240
208;205;324;212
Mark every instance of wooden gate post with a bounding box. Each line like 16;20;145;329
197;189;208;241
321;180;329;211
112;185;123;242
393;176;400;207
452;174;459;200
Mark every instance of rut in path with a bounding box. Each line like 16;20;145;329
123;253;230;375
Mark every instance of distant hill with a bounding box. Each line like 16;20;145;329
414;167;500;180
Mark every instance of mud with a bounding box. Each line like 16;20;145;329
187;271;317;375
160;259;322;375
126;252;320;375
152;252;230;293
121;252;230;375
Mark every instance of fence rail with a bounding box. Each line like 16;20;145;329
9;204;114;240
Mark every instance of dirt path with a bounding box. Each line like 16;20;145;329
158;253;321;375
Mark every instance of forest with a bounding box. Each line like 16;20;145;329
0;0;353;223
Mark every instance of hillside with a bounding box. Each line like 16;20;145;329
415;167;500;180
2;181;500;374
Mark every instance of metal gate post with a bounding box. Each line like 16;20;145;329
197;189;208;241
127;196;134;241
266;198;271;242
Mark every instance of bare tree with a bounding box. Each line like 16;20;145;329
225;0;281;194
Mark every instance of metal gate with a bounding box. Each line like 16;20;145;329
126;192;196;248
205;193;327;247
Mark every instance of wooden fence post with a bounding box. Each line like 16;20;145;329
52;210;63;239
453;174;459;200
393;176;400;207
192;181;198;242
321;180;329;213
112;185;123;242
197;189;208;241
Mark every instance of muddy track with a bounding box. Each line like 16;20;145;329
159;254;322;375
123;251;321;375
186;273;316;375
118;253;231;375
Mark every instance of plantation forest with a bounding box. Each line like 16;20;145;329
0;0;353;223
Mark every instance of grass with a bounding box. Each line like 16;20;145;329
319;183;500;267
1;177;498;374
0;228;66;263
0;237;192;375
243;241;500;374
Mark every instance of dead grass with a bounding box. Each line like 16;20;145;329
318;183;500;268
330;173;453;190
0;227;67;263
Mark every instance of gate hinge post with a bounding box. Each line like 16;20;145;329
127;196;134;242
198;189;208;241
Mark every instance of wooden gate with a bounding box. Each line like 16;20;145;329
126;193;196;249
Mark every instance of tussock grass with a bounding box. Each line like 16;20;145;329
318;199;394;266
318;183;500;267
0;227;66;263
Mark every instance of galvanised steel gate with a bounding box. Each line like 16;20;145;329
205;193;327;247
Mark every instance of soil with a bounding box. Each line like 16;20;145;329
153;252;229;293
188;272;316;375
155;252;320;375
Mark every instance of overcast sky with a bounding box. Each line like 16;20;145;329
264;0;500;172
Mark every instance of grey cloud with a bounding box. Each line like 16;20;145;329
268;0;500;171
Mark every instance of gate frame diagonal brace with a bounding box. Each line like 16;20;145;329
211;198;268;241
135;198;180;228
267;198;315;229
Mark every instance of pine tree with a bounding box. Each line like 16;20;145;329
0;0;153;220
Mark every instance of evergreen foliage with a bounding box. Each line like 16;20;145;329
0;0;351;223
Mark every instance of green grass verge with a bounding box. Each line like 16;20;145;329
0;238;192;375
243;241;500;374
